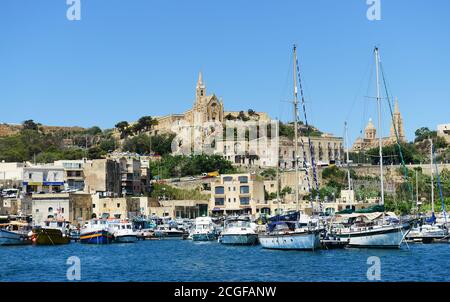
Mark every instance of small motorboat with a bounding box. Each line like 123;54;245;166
154;224;186;240
108;220;138;243
190;217;217;241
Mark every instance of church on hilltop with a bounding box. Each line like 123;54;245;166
352;98;406;152
152;72;270;135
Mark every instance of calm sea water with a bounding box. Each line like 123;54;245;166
1;240;449;282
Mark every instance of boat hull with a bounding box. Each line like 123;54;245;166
192;232;216;241
336;226;408;249
114;235;137;243
219;233;258;245
0;229;31;246
259;231;321;250
80;230;112;244
32;229;70;245
406;227;448;243
154;231;186;240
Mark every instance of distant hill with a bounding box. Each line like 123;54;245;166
0;123;85;137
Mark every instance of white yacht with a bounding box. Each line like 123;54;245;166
406;223;448;243
190;217;217;241
219;218;258;245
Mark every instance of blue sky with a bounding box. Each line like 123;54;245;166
1;0;449;144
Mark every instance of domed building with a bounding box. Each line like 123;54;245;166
352;98;406;152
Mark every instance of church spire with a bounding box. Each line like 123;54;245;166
197;72;204;88
389;97;405;141
196;71;206;100
394;97;400;114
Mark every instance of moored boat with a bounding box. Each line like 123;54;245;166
190;217;217;241
330;47;411;249
0;221;32;246
32;220;71;245
259;219;321;251
219;217;258;245
406;222;448;243
108;220;138;243
80;219;113;244
154;224;186;240
335;223;408;248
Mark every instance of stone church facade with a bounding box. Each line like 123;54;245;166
153;72;269;135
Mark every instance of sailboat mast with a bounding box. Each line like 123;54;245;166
430;138;435;214
375;47;385;207
293;45;300;210
345;122;352;191
415;169;419;210
276;119;281;214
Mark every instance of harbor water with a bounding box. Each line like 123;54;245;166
1;240;449;282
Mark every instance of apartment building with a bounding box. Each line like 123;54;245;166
210;173;265;216
107;153;145;196
279;136;344;169
0;162;24;188
23;165;65;193
54;159;88;191
83;159;121;197
91;194;140;220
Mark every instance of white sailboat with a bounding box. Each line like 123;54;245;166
334;47;409;248
259;45;321;251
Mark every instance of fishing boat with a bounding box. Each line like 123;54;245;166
80;219;113;244
0;221;32;246
108;220;138;243
32;219;71;245
218;217;258;245
259;45;321;251
190;217;217;241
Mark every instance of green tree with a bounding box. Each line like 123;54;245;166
150;133;176;156
22;120;39;131
115;121;131;139
122;134;152;155
261;168;277;180
133;116;158;134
